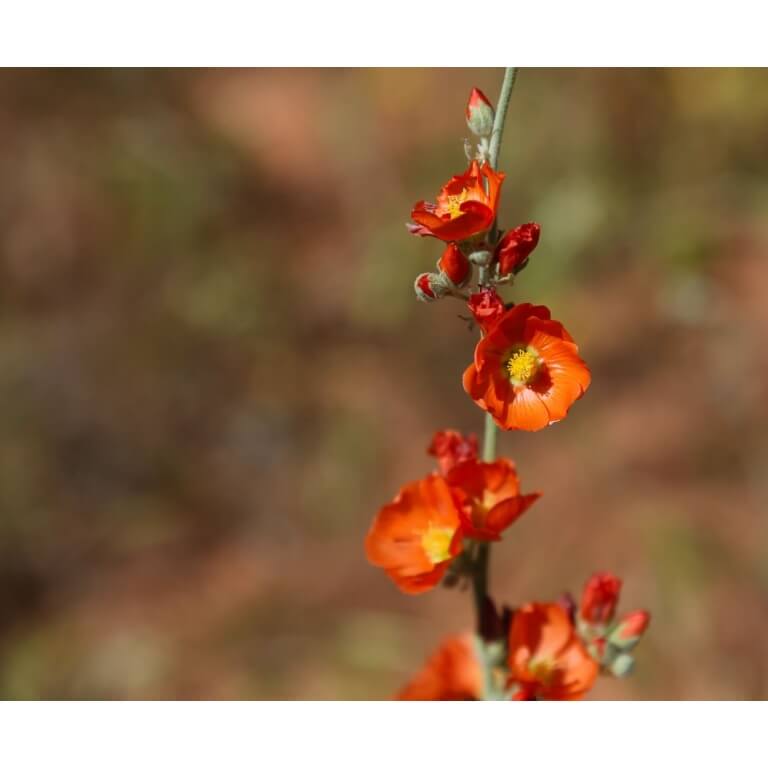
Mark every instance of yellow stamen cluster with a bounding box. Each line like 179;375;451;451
421;525;455;564
444;190;469;219
529;657;557;685
506;348;539;385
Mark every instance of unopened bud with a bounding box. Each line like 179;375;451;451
414;272;449;302
580;571;622;625
438;243;470;287
609;610;651;652
496;223;541;276
468;250;492;267
466;88;495;138
467;288;504;332
608;652;635;678
428;429;478;475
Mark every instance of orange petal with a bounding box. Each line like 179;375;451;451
502;386;550;431
479;163;505;212
485;492;541;535
390;563;449;595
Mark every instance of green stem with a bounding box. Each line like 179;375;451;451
489;67;518;170
478;67;518;285
471;67;518;698
481;411;498;462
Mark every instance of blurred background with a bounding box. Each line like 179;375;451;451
0;68;766;699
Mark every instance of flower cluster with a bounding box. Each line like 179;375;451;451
398;572;651;701
365;430;540;593
408;88;590;432
365;77;650;701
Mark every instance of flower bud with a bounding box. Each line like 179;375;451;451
496;222;541;276
468;250;492;267
414;272;448;302
580;571;622;625
609;610;651;652
608;652;635;678
438;243;470;287
428;429;478;475
467;288;504;332
466;87;495;138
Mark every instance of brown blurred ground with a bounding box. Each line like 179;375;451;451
0;68;767;699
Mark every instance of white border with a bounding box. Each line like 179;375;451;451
0;701;764;767
2;1;766;65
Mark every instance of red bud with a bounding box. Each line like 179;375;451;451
496;223;541;275
467;288;505;332
465;88;494;138
438;243;470;287
414;272;446;302
580;571;622;625
428;429;478;475
609;610;651;651
617;610;651;640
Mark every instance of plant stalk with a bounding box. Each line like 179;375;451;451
471;67;518;698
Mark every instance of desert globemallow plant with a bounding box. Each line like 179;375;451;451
365;68;650;701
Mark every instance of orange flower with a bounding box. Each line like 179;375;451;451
580;571;622;625
365;474;463;594
508;603;599;701
410;161;504;242
446;458;540;541
397;634;482;700
428;429;478;476
463;303;591;431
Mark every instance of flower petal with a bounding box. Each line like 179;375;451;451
503;386;550;431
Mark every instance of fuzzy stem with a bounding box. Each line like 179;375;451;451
489;68;518;170
478;67;518;286
471;68;518;698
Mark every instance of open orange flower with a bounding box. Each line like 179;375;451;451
446;458;540;541
508;602;599;701
463;303;591;431
410;161;504;242
365;474;463;594
397;634;482;700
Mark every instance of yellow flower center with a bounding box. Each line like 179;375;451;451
444;190;468;219
529;657;556;685
421;524;455;564
506;348;539;385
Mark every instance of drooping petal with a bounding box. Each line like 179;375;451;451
485;492;541;534
502;387;551;431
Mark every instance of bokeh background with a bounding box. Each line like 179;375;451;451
0;68;767;699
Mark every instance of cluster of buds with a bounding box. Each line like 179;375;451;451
366;77;650;700
397;570;650;701
368;430;651;700
573;572;652;678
